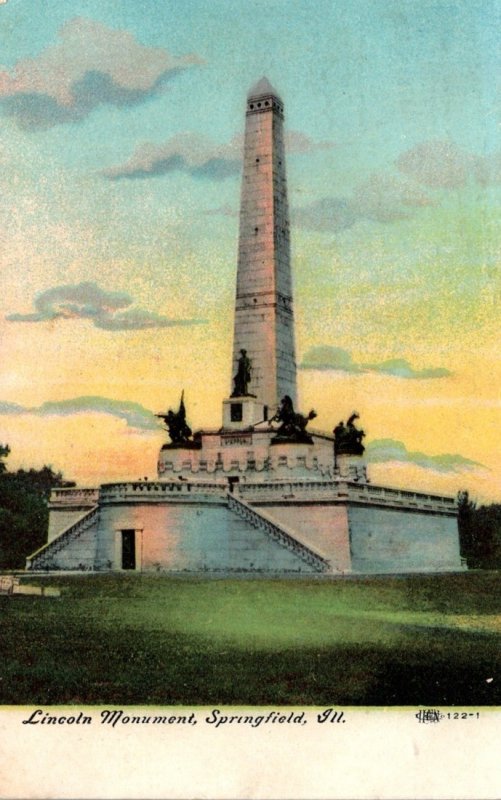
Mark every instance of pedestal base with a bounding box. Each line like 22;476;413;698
222;396;271;430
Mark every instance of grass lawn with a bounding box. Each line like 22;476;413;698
1;572;499;706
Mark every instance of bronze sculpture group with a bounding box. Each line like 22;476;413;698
333;413;365;456
160;349;365;455
156;391;193;446
271;395;317;444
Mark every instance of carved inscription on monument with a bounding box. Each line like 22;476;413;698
220;433;253;447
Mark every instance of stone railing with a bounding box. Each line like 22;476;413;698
237;480;339;503
227;493;330;573
236;479;456;514
26;506;99;570
99;481;228;504
49;487;99;507
48;479;456;516
341;482;457;514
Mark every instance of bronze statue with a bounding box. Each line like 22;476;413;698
271;395;317;443
231;348;252;397
156;391;193;445
333;412;365;456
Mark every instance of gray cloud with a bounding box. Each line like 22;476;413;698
0;396;160;431
300;346;363;373
362;358;452;380
366;439;483;473
102;131;334;181
0;18;203;130
0;401;26;414
6;282;206;330
293;173;434;233
396;140;501;189
293;198;358;233
103;135;241;181
283;131;335;155
353;173;435;222
293;142;499;235
300;346;451;379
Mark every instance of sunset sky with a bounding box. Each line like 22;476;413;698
0;0;499;502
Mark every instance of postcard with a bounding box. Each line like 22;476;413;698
0;0;499;798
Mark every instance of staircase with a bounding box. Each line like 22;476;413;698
26;506;99;570
227;493;330;572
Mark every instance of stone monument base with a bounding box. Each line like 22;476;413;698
28;475;463;575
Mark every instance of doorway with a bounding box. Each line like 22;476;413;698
121;529;136;570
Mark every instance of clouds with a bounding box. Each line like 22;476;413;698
7;282;130;324
0;401;26;414
104;133;499;234
362;359;451;380
397;140;501;189
300;347;363;373
300;346;451;379
102;131;334;181
0;396;160;431
353;173;435;222
293;173;434;233
103;134;242;181
0;18;203;130
293;198;358;234
366;439;483;473
6;282;206;330
294;140;500;234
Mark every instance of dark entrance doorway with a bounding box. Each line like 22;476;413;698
121;530;136;570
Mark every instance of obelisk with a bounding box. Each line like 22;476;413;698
229;77;297;421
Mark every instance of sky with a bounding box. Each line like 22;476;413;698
0;0;499;502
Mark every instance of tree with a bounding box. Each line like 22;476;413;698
0;449;75;569
458;491;501;569
457;490;477;562
0;444;10;474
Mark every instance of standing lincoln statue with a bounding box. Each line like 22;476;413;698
231;349;252;396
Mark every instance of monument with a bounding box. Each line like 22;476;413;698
26;79;463;576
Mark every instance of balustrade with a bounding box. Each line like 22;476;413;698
99;481;228;504
49;487;99;506
235;479;456;514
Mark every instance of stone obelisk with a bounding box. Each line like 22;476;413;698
228;78;297;425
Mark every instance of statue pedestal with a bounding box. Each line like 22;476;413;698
222;396;270;431
335;453;368;483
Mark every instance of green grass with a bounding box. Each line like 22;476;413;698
1;572;499;705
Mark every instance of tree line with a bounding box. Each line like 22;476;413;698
0;444;74;569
